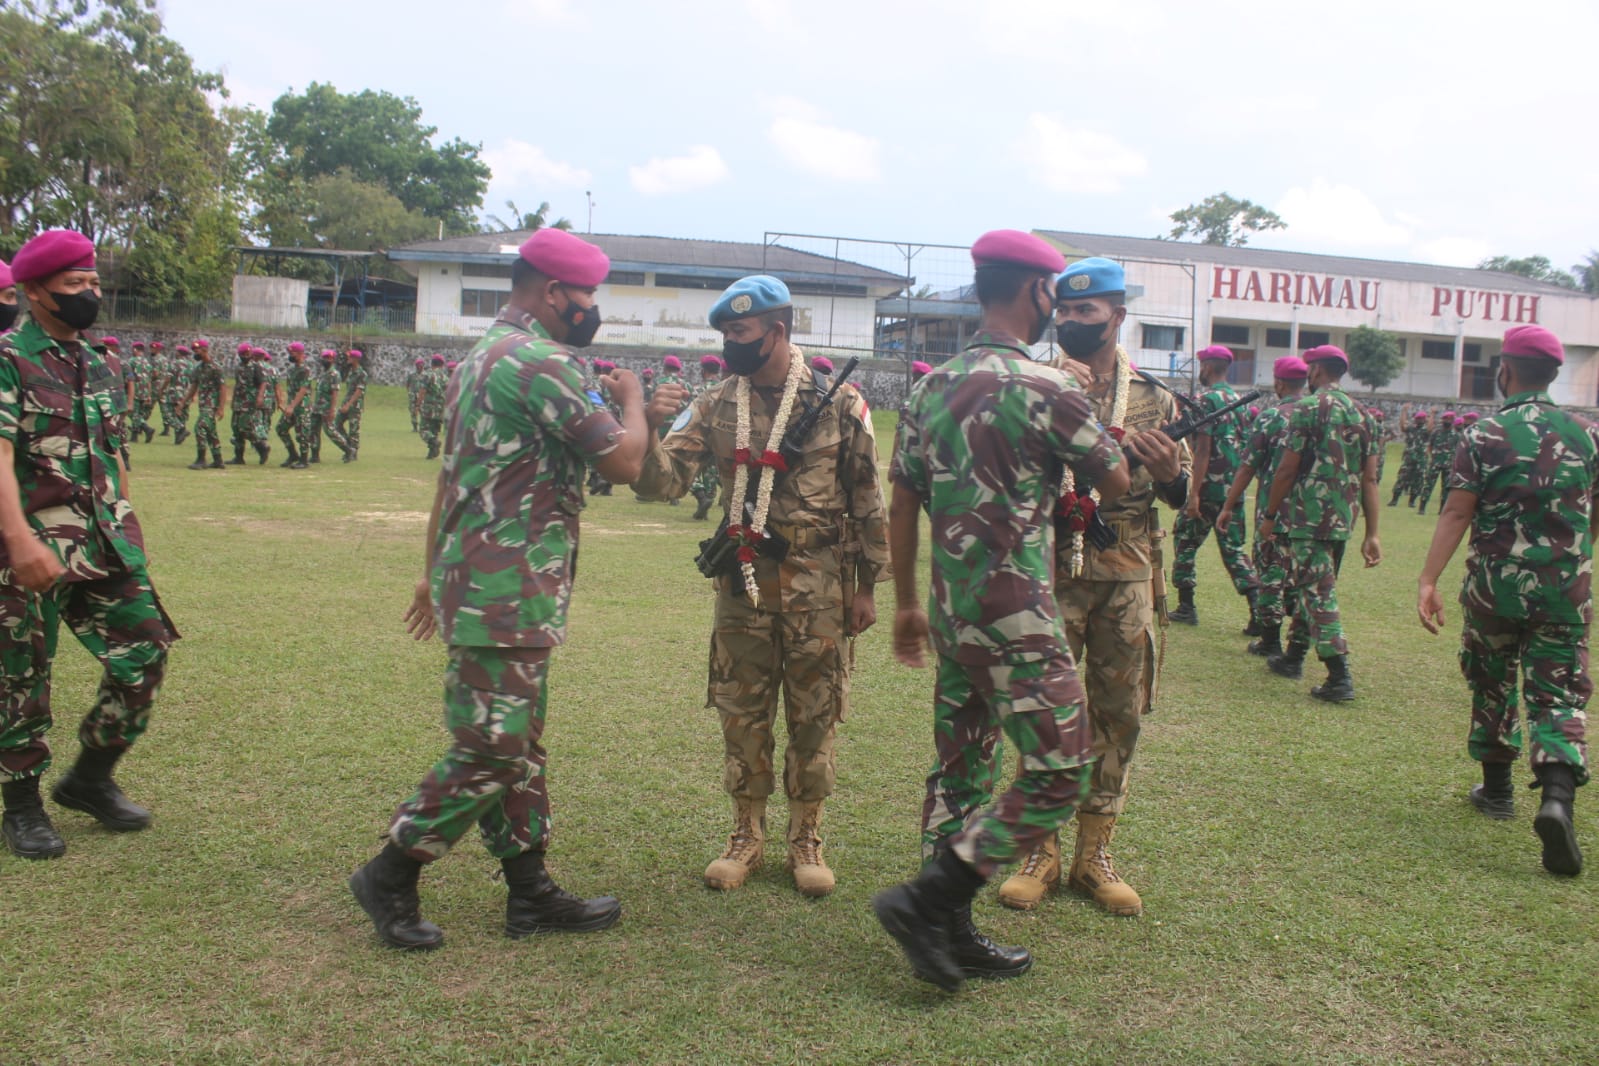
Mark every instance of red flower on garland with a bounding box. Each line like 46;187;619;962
736;546;756;564
1107;426;1126;443
757;449;788;472
1056;490;1099;533
733;447;751;466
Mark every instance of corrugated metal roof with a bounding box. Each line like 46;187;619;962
1037;229;1583;296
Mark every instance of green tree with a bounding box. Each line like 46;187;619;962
305;171;436;251
483;200;573;233
258;83;489;235
1476;254;1578;289
1345;325;1404;392
1168;193;1286;246
1570;250;1599;296
0;0;238;301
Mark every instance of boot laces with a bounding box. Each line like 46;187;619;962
1088;836;1123;885
791;817;822;866
1019;844;1051;878
722;819;761;863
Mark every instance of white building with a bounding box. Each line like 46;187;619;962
1036;229;1599;405
388;232;907;351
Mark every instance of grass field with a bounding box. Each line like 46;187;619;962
2;387;1594;1065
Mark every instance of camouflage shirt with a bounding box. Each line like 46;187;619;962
419;367;447;418
1450;391;1599;625
1245;395;1301;516
283;362;311;412
1402;422;1428;464
891;329;1123;666
1281;383;1371;542
0;319;147;580
343;364;369;408
1197;381;1247;489
231;361;257;412
1427;423;1456;469
313;365;342;414
193;361;224;415
635;353;890;611
432;308;625;648
165;357;192;400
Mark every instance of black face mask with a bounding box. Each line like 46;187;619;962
1025;282;1053;347
1056;320;1109;359
559;290;602;348
722;332;772;376
45;288;100;331
1496;370;1510;400
0;303;17;332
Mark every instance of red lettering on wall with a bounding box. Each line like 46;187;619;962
1335;279;1356;310
1269;272;1292;303
1302;275;1332;307
1242;271;1265;301
1432;287;1452;316
1359;280;1379;311
1212;267;1240;300
1480;292;1499;320
1515;295;1540;324
1455;290;1476;318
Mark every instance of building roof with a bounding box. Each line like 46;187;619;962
1036;229;1582;296
388;231;907;287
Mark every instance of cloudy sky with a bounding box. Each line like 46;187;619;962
165;0;1597;271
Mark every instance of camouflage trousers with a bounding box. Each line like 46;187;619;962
1416;464;1450;508
158;393;177;431
919;652;1092;877
707;592;849;803
1056;577;1153;816
1285;538;1348;660
312;411;338;458
133;396;156;434
1252;531;1300;628
690;467;719;507
1460;609;1590;785
251;409;274;446
388;645;554;862
229;409;252;452
0;567;177;780
193;412;221;457
334;403;365;455
1389;459;1421;502
1172;483;1260;595
419;415;444;452
165;394;190;433
276;407;314;456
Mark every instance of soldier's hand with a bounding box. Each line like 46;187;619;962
1127;429;1181;483
645;383;691;432
1182;496;1201;520
893;607;930;668
1417;581;1445;634
1361;533;1381;568
403;578;436;642
600;368;643;408
851;590;877;635
1215;505;1234;533
5;535;64;593
1059;356;1094;387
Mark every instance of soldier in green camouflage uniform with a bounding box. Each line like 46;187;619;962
310;349;342;463
685;354;724;520
332;350;368;462
636;276;890;900
1261;345;1381;701
349;229;645;951
165;343;194;445
871;230;1130;992
0;229;177;860
1389;412;1430;506
417;353;448;459
182;341;226;470
275;343;313;469
227;342;257;465
249;348;277;463
405;357;424;431
1418;326;1592;876
1368;408;1387;483
1218;355;1309;660
1170;346;1261;630
1416;411;1459;514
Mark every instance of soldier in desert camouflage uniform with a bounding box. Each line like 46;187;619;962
183;339;227;470
996;256;1189;919
1217;355;1308;661
0;230;177;860
1418;326;1593;877
872;230;1130;992
636;274;888;899
1169;346;1261;631
275;342;313;469
1416;411;1460;514
1261;345;1381;701
350;229;645;952
311;349;342;463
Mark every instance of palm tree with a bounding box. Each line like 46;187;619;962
483;200;574;233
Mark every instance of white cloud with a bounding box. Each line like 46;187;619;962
628;145;730;196
747;0;800;34
1015;114;1147;194
483;139;592;190
503;0;581;26
767;99;882;182
1412;236;1492;267
1274;179;1411;247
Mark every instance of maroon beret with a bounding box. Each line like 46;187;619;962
1501;325;1563;365
1304;344;1348;369
519;229;610;287
971;230;1065;274
1198;345;1234;363
100;335;120;348
10;230;96;283
0;259;12;289
1272;355;1308;380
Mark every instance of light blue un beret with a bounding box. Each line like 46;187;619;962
1056;256;1126;301
709;275;792;328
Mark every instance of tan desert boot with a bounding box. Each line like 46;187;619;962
704;798;765;890
1068;813;1142;916
996;831;1061;910
785;801;835;897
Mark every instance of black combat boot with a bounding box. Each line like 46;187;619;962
1268;639;1307;679
187;442;208;471
871;848;987;993
1169;586;1198;625
280;445;299;468
254;442;270;465
208;450;225;470
52;746;151;831
1310;654;1356;702
1532;765;1582;876
1468;761;1515;820
227;443;246;465
946;904;1031;979
502;850;621;937
2;777;66;859
425;442;439;460
1248;623;1282;658
349;843;444;950
692;494;712;521
174;425;188;446
1242;589;1262;637
159;424;170;436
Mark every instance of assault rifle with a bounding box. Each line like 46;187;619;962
693;356;861;589
1071;384;1263;551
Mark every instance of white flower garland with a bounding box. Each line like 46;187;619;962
1061;345;1131;578
730;345;807;604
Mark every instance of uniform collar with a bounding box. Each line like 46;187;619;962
495;306;553;340
965;328;1034;359
1500;390;1553;410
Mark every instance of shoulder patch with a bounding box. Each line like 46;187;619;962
671;405;694;432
